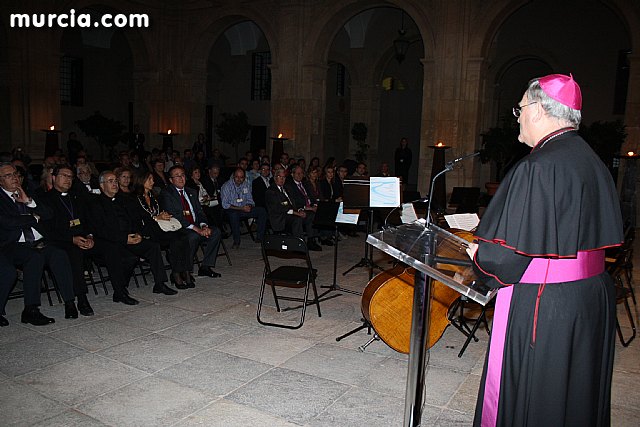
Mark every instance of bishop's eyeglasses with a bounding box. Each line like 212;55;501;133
512;101;537;118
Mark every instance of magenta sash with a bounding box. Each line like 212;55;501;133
481;286;513;427
520;250;604;283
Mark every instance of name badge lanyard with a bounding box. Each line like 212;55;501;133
59;195;79;226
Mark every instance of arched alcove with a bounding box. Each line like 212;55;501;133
322;5;424;187
59;5;136;160
485;0;631;126
206;19;271;160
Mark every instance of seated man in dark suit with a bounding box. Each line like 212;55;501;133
265;169;319;250
40;165;138;314
284;165;321;251
199;165;226;235
71;164;100;197
252;163;272;209
90;171;176;303
0;162;77;325
160;166;222;278
220;168;267;249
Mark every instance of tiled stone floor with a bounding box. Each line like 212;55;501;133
0;231;638;426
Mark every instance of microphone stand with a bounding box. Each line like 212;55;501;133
426;151;479;227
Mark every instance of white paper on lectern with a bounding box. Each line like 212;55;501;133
335;202;360;224
444;213;480;231
400;203;418;223
369;177;401;207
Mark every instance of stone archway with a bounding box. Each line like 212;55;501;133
168;8;277;153
298;1;434;181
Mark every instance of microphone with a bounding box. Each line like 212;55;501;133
426;151;479;226
444;151;480;171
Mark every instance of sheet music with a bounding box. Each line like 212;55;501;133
369;177;401;207
336;202;360;224
444;213;480;231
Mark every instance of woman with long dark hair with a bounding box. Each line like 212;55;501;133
319;165;341;202
130;171;194;288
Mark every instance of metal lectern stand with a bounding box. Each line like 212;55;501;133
367;220;496;427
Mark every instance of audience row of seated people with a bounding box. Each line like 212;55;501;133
0;162;222;327
0;148;364;327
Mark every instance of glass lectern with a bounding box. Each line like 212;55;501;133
367;219;497;427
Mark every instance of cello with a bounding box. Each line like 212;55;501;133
360;229;474;353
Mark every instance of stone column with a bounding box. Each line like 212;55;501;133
7;32;60;157
618;53;640;226
417;58;437;196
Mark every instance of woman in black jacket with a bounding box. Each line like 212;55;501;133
127;171;194;288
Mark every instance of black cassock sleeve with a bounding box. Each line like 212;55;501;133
473;240;532;289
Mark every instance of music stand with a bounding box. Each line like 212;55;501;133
313;201;361;296
341;176;384;280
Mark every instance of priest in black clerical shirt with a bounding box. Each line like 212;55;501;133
90;170;177;301
40;164;138;314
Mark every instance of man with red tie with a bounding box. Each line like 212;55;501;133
160;165;222;279
284;165;321;251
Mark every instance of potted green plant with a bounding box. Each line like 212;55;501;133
215;111;251;161
578;120;626;175
76;111;126;161
480;117;528;194
351;122;369;162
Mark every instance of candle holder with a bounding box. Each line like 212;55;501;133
158;131;178;153
41;127;62;158
271;135;289;165
428;144;451;212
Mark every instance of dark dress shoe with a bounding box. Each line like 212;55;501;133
113;294;139;305
198;267;222;278
320;238;334;246
64;301;79;319
0;315;8;327
181;272;196;288
21;308;55;326
153;283;178;295
77;295;94;316
78;302;94;316
171;274;189;290
307;240;322;251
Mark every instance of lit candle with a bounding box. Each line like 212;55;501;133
436;141;444;147
278;133;283;138
628;151;635;157
167;129;172;135
49;125;55;131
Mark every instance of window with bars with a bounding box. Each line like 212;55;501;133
336;63;346;97
251;51;271;100
60;55;83;106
